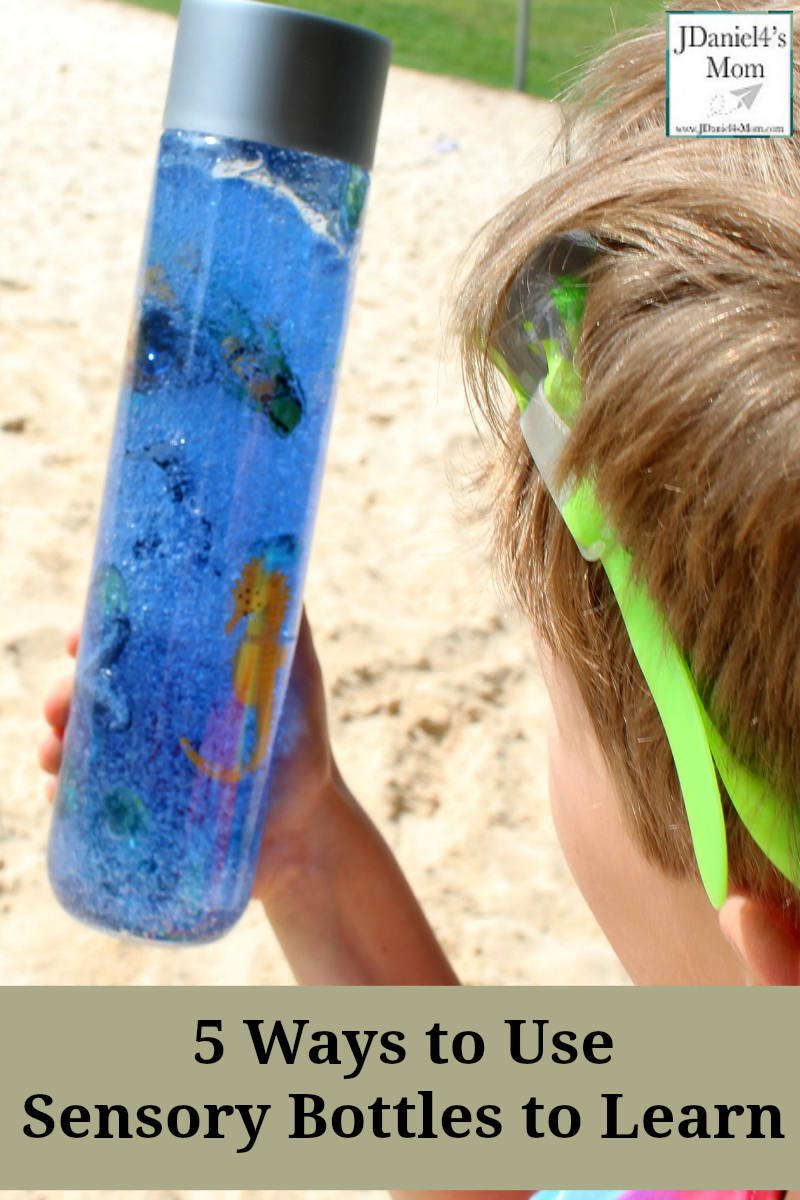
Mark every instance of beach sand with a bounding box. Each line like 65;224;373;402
0;0;629;998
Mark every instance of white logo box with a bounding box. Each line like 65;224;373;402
666;10;793;136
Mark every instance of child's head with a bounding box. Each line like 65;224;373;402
456;0;800;983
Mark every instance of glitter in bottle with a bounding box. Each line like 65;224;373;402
48;131;370;942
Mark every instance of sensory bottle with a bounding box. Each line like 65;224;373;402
48;0;390;942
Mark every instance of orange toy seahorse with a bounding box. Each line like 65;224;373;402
180;560;291;782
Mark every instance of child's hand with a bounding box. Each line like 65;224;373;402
38;627;80;803
38;613;455;983
254;608;338;858
37;613;335;818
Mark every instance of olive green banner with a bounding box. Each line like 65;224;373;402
0;986;795;1187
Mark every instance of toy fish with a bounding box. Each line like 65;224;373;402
180;558;291;782
219;321;304;436
129;263;305;437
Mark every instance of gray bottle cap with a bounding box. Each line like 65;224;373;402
163;0;391;169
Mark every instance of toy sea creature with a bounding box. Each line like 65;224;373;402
218;317;304;436
83;564;132;732
129;262;305;438
341;164;368;234
126;440;192;504
180;558;291;782
130;268;185;394
126;439;214;567
101;784;149;844
211;157;368;249
251;532;300;569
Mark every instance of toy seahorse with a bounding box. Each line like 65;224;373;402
180;560;290;782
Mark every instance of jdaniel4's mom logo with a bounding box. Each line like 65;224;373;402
667;10;793;137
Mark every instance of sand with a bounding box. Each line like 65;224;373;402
0;0;629;1007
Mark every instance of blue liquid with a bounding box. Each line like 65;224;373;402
48;130;367;943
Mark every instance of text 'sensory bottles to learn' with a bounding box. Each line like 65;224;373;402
48;0;391;943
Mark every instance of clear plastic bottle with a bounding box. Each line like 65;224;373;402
48;0;390;943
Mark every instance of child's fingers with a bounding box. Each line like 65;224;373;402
38;728;64;777
43;674;74;733
39;634;79;802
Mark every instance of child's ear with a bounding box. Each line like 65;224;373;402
719;894;800;985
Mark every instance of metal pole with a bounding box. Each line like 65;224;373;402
514;0;530;91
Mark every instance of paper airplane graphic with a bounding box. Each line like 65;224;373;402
731;84;762;109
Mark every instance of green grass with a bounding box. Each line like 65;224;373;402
120;0;665;97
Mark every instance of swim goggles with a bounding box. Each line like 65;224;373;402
488;232;797;907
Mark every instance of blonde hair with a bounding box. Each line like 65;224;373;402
455;0;800;913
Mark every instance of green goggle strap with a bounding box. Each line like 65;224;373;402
564;466;800;898
496;246;798;903
563;483;728;907
701;708;798;888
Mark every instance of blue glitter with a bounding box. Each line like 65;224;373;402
48;130;367;943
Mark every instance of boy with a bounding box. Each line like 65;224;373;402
40;0;800;987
